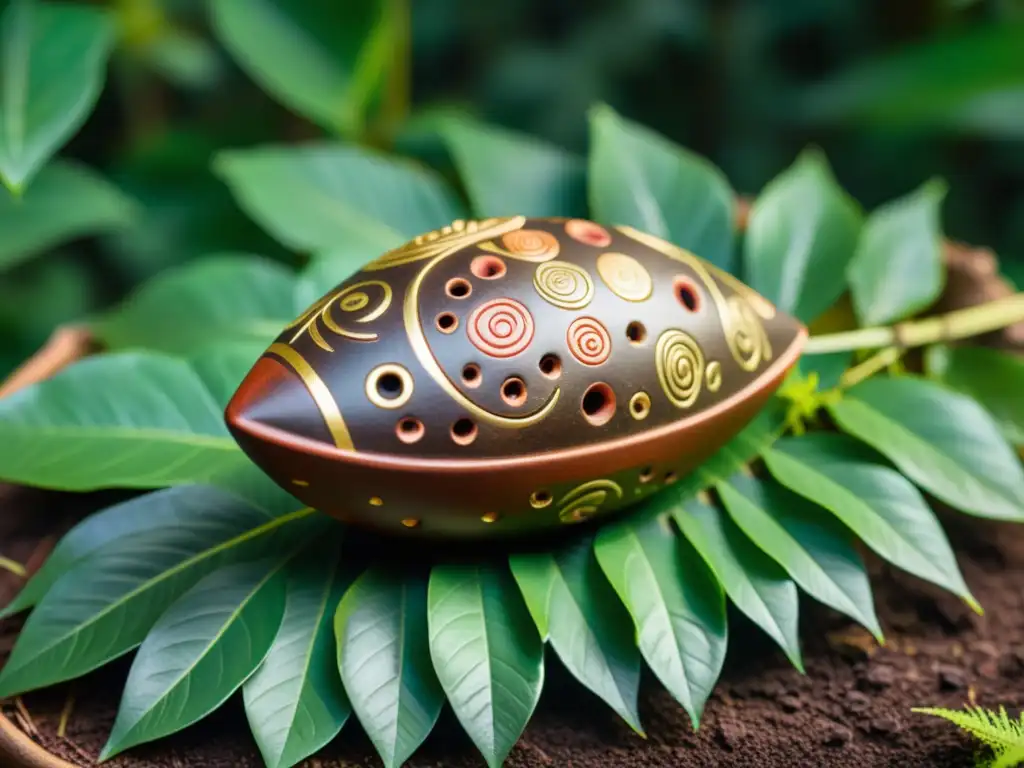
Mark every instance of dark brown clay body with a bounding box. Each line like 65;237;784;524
227;217;806;538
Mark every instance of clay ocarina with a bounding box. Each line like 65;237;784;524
226;217;806;538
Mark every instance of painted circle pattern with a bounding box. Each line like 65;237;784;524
533;260;594;310
565;219;612;247
467;298;535;358
501;229;560;261
566;317;611;366
655;329;705;409
595;252;653;302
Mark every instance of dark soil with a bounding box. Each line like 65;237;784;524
1;483;1022;768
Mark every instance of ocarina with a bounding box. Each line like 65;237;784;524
227;217;806;538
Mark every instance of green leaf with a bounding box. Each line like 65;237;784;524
189;341;267;410
428;563;544;768
763;433;977;609
441;117;586;218
847;179;948;326
926;345;1024;446
244;543;353;768
209;0;385;135
588;104;736;272
829;376;1024;521
94;254;298;353
800;22;1024;128
336;568;443;768
0;495;320;697
509;541;643;733
0;351;250;490
0;161;134;271
671;495;803;670
594;512;727;726
0;1;116;192
215;143;464;255
744;149;863;323
716;474;882;641
0;485;273;620
100;557;290;759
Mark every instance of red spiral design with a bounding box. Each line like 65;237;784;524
565;219;612;248
567;317;611;366
467;298;535;358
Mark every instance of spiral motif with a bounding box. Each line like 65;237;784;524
533;261;594;310
565;219;612;248
567;317;611;366
556;479;623;524
286;280;392;352
655;329;705;409
596;252;653;302
467;298;535;358
727;296;772;372
501;229;560;261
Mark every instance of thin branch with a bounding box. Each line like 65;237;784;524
805;293;1024;355
839;347;904;389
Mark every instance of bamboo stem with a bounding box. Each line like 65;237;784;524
804;293;1024;355
839;346;903;389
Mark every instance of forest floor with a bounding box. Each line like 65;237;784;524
0;484;1019;768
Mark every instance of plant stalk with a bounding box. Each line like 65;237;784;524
804;293;1024;355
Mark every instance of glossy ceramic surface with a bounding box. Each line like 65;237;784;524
226;217;806;538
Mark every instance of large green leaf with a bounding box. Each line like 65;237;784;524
428;563;543;768
0;352;251;490
215;143;464;255
189;341;268;410
0;495;320;697
763;433;977;610
594;510;727;726
0;161;134;270
509;541;643;733
0;485;274;621
441;117;586;219
799;22;1024;127
336;568;443;768
672;495;803;670
744;149;863;323
100;557;290;759
926;345;1024;446
209;0;386;136
245;543;353;768
588;104;736;272
94;255;298;353
829;376;1024;521
0;1;115;192
717;474;882;641
847;179;947;326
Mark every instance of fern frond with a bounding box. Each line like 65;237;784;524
991;745;1024;768
913;706;1024;763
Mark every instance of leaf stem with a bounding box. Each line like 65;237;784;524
0;555;26;578
839;346;904;389
804;293;1024;355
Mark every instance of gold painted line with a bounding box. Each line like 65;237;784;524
266;343;355;450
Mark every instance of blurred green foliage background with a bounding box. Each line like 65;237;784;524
1;0;1023;378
